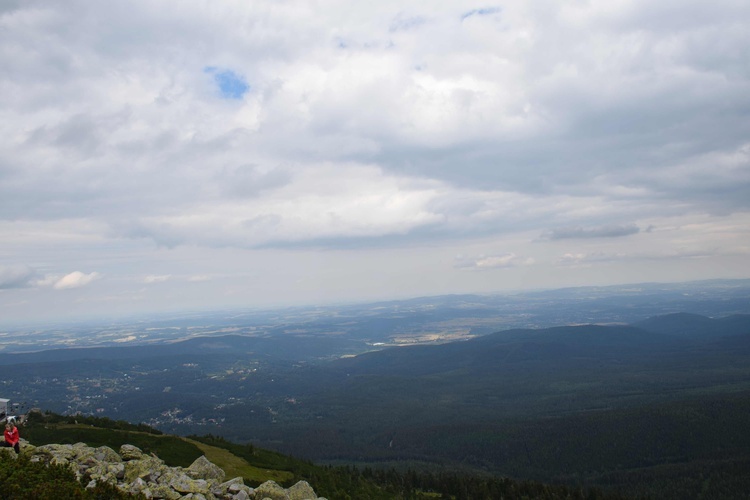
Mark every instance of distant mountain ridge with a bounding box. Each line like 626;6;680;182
331;314;750;378
0;333;361;366
633;312;750;338
2;312;747;369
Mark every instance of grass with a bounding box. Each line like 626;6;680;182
24;423;202;467
23;418;295;486
182;437;294;485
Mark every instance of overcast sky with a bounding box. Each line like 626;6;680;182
1;0;749;325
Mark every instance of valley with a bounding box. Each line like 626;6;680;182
2;279;750;498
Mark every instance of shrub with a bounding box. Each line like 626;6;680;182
0;453;138;499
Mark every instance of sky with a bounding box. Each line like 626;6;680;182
1;0;749;325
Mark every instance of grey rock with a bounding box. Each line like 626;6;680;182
125;454;169;483
120;444;144;460
95;445;122;463
287;480;317;500
149;483;182;500
169;473;210;495
254;480;289;500
130;476;149;494
181;494;207;500
225;480;244;492
188;455;226;482
21;439;325;500
113;461;127;479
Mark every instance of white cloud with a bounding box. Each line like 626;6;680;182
143;275;171;284
0;1;748;322
53;272;101;290
188;275;211;282
557;252;622;266
455;253;534;271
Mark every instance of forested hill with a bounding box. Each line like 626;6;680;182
12;411;630;500
330;313;750;376
224;313;750;499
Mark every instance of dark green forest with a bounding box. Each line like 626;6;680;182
18;412;627;500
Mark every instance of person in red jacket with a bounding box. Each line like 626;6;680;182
2;422;19;453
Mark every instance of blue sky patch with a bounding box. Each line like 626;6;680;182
204;66;249;99
461;6;501;21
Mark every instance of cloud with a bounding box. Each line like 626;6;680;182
215;164;291;198
542;224;641;240
557;249;720;267
143;274;171;284
53;272;101;290
188;275;211;282
0;1;748;322
455;253;534;270
112;163;450;248
2;1;748;241
557;252;622;266
0;265;36;289
389;14;427;33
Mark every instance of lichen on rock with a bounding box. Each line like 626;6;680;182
23;440;324;500
188;455;226;482
119;443;144;461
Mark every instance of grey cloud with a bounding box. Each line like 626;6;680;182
363;3;750;220
0;265;37;289
0;1;23;14
543;224;641;240
53;117;101;152
242;214;283;231
114;214;284;250
1;1;748;253
367;86;750;210
216;164;291;198
426;194;487;219
557;249;719;266
113;220;187;249
7;1;746;230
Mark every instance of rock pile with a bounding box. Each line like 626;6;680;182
4;440;324;500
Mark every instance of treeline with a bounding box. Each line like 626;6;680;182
222;390;750;498
20;410;635;499
26;410;162;435
23;411;202;468
307;465;637;500
380;393;750;481
191;434;632;500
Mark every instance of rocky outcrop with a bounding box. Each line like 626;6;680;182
12;440;325;500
